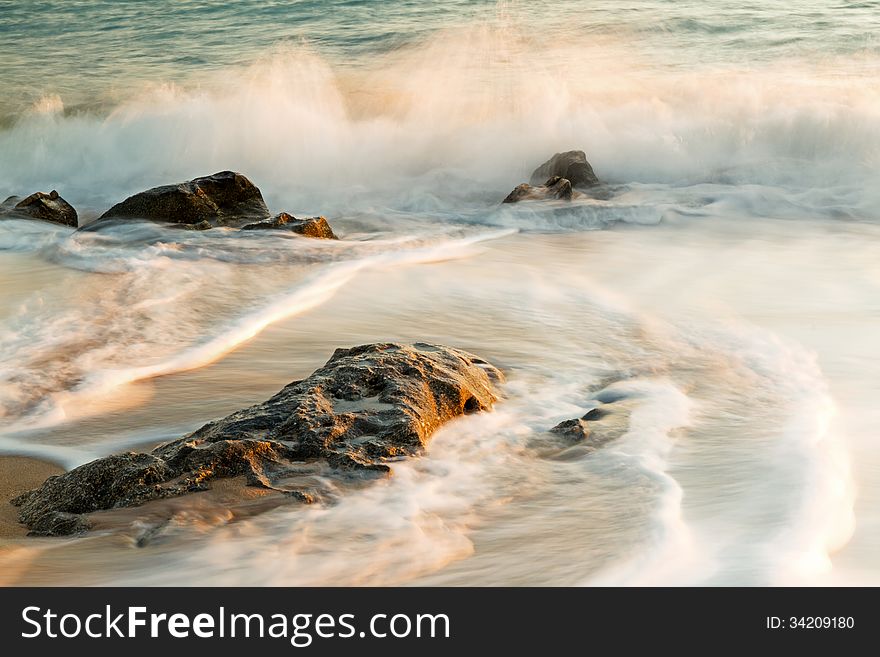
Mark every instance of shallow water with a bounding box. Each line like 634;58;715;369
0;1;878;585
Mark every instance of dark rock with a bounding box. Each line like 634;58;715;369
529;150;599;188
503;176;585;203
550;405;615;443
0;190;78;227
99;171;270;227
550;418;592;440
242;213;337;239
582;407;609;421
13;343;503;535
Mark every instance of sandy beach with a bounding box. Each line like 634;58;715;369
0;456;64;540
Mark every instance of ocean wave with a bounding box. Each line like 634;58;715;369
0;228;510;440
0;24;878;224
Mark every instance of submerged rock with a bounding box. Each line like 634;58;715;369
529;150;599;189
550;417;592;440
242;212;337;239
13;343;503;536
0;190;78;227
502;149;601;204
503;176;585;203
543;378;643;459
550;405;616;444
99;171;270;227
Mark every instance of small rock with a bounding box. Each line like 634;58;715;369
503;176;584;203
0;190;78;227
550;417;591;440
582;407;609;421
242;213;337;239
529;150;599;188
550;406;614;443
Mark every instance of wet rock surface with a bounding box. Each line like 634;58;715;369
98;171;270;227
12;343;503;536
529;150;599;188
503;175;585;203
547;396;630;452
503;149;602;204
0;190;78;227
242;212;337;239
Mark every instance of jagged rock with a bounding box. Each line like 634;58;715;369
0;190;78;227
242;213;337;239
529;150;599;188
13;343;503;535
550;418;592;440
550;406;614;442
503;176;585;203
99;171;270;227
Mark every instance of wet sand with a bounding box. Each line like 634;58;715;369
0;456;64;540
0;467;298;586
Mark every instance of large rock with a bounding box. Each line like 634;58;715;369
12;343;503;535
0;190;78;227
99;171;270;226
529;150;599;188
503;176;585;203
242;212;337;239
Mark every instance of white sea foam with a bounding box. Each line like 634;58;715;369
0;25;877;222
580;379;710;586
0;228;510;443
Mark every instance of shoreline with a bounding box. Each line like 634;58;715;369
0;456;64;541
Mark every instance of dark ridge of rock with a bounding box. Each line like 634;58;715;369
550;405;619;445
550;418;592;440
99;171;270;227
503;176;586;204
242;213;338;239
529;150;599;188
582;407;609;421
13;343;503;536
0;190;78;227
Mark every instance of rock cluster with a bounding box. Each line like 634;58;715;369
242;212;337;239
2;171;340;238
503;149;601;204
